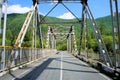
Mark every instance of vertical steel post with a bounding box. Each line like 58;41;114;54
0;0;3;35
49;33;51;49
110;0;116;69
34;10;36;58
68;35;70;53
78;5;85;55
32;3;37;60
67;38;69;52
36;6;43;49
73;34;77;51
35;15;36;49
53;37;55;49
72;26;77;54
47;33;50;48
51;34;54;49
69;33;71;53
2;0;7;69
46;26;50;48
53;36;55;49
71;26;74;53
84;11;88;58
2;0;7;47
32;11;35;48
71;33;72;53
114;0;120;68
84;14;87;58
0;0;3;68
34;7;38;59
20;48;22;64
54;39;56;49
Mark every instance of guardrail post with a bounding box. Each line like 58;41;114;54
34;49;36;60
20;48;22;64
1;48;5;69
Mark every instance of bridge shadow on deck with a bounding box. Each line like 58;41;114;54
13;53;99;80
46;67;99;73
48;57;99;73
15;58;54;80
54;56;89;68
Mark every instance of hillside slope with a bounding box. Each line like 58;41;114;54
0;13;119;51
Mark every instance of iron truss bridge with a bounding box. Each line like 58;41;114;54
0;0;120;80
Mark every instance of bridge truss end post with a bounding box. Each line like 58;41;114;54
32;0;39;5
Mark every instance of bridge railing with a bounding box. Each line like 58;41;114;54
77;51;120;68
0;46;57;72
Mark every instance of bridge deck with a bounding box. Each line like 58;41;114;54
0;52;112;80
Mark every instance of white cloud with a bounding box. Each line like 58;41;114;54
2;4;31;14
57;12;75;19
39;12;44;16
52;1;58;3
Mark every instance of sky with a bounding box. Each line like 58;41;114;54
2;0;120;19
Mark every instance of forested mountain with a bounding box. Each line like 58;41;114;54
0;13;120;52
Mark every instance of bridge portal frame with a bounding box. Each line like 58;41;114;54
37;0;114;68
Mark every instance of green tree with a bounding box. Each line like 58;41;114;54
103;35;113;52
88;39;98;52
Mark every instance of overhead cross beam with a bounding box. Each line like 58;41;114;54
39;0;81;3
40;21;82;24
